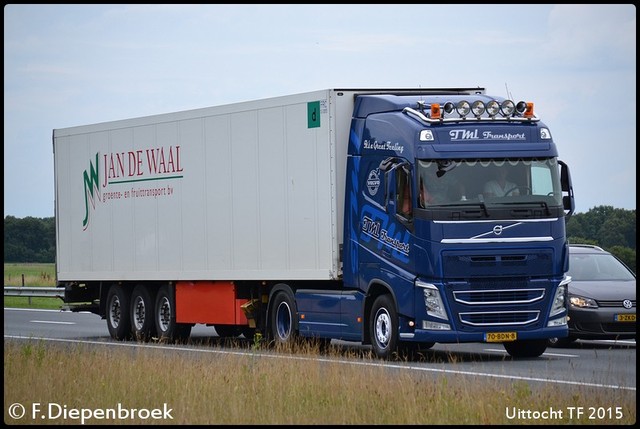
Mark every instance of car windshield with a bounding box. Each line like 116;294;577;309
568;253;636;281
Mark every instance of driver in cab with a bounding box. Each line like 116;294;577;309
483;168;519;197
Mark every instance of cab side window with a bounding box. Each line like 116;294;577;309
396;167;412;219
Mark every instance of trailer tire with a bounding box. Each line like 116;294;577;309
370;294;399;360
155;285;191;343
106;285;131;341
503;339;548;358
130;285;156;342
269;290;297;346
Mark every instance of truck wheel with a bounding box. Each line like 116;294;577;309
269;290;297;346
106;285;131;341
503;339;548;358
130;285;156;341
154;285;191;343
369;294;399;359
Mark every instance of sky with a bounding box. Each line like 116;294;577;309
4;4;636;218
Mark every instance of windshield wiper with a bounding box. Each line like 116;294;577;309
478;194;490;217
540;200;551;216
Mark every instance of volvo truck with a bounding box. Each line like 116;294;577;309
54;88;575;358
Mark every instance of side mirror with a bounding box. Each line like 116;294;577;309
559;160;575;219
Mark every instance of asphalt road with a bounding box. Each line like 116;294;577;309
4;307;636;394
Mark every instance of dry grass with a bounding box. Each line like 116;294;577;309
4;263;55;287
4;340;636;425
4;263;61;310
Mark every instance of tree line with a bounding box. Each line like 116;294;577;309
4;205;637;273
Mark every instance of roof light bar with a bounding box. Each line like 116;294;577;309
415;98;539;123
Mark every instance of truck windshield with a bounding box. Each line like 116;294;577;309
416;158;563;208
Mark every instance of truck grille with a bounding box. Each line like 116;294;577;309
453;288;545;305
459;311;540;326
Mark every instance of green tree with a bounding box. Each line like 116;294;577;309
567;206;636;273
4;216;56;263
609;246;636;274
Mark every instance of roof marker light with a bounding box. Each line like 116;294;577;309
430;103;441;120
540;128;551;140
524;102;534;118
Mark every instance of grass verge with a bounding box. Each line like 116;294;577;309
3;340;636;425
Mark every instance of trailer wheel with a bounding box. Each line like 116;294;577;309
369;294;399;359
130;285;156;341
106;285;131;341
154;285;191;343
503;339;548;358
269;290;297;346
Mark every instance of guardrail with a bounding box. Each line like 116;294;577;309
4;286;65;298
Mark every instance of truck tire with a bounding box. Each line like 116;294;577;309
370;294;399;359
106;285;131;341
269;290;297;346
154;284;192;343
130;284;156;341
503;339;548;358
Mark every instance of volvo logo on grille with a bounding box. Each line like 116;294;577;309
493;225;503;236
622;299;633;309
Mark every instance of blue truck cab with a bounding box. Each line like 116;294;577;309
333;89;574;358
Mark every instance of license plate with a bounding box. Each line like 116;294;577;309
615;314;636;322
485;332;517;342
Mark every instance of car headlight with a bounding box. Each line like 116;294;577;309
568;294;598;309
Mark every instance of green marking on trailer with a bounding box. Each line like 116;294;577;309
307;101;320;128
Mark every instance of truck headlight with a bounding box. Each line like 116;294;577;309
416;280;449;321
549;276;570;317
